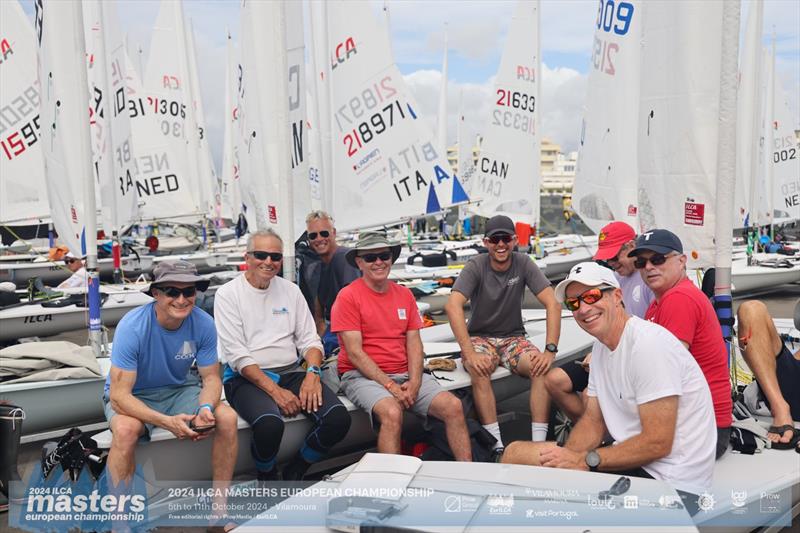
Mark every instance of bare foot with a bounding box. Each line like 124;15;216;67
767;412;795;444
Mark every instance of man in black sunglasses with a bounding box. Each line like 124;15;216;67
302;211;361;355
104;260;238;514
445;214;561;452
57;252;87;289
629;229;732;460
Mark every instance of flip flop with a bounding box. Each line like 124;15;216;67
767;424;800;450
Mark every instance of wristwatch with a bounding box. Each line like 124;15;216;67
545;343;558;354
306;365;322;376
585;449;601;472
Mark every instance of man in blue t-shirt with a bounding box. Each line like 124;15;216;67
104;260;238;497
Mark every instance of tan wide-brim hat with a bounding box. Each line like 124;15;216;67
345;231;402;268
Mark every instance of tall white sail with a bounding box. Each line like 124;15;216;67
185;19;217;217
456;90;475;188
309;1;333;212
36;0;95;255
83;0;139;233
768;52;799;223
0;0;50;225
219;30;241;222
572;0;643;234
436;28;448;155
140;0;203;219
468;0;541;226
326;0;466;232
287;1;311;239
637;0;725;269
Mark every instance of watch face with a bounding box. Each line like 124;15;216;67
545;343;558;353
586;450;601;468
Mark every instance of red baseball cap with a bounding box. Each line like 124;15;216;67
593;221;635;260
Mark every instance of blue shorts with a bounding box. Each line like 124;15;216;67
103;374;202;440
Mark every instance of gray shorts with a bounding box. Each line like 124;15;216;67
103;374;202;440
339;371;445;426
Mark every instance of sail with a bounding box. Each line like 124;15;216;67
468;0;540;226
637;0;725;269
572;0;643;234
0;0;50;224
768;54;800;223
309;1;333;212
734;0;763;228
139;0;203;219
185;19;217;217
326;0;463;232
436;29;448;155
83;0;139;232
219;31;241;221
36;0;94;255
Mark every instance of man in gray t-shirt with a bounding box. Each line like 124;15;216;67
445;215;562;451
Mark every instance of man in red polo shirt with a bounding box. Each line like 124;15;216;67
628;229;732;459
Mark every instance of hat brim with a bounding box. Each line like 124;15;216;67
145;278;211;296
554;277;614;303
627;244;676;257
346;244;402;268
593;244;624;261
485;229;515;238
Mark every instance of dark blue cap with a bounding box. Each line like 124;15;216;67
627;229;683;257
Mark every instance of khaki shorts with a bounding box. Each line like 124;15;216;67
470;336;540;372
339;371;445;426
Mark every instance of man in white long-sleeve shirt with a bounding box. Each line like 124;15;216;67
214;229;351;481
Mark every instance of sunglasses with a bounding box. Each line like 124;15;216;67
307;230;330;240
486;234;513;245
64;258;79;264
358;251;393;263
157;286;197;298
564;287;614;311
248;250;283;262
633;253;674;269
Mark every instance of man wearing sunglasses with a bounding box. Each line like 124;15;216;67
302;211;360;354
545;221;654;425
629;229;732;459
502;262;716;514
105;260;238;502
445;214;561;451
57;252;87;289
215;229;351;481
332;231;472;461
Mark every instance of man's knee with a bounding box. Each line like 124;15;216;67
737;299;768;324
322;404;352;440
214;404;239;434
110;415;144;451
251;415;284;454
544;368;571;394
374;400;404;429
432;392;465;421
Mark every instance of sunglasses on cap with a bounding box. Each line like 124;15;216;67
358;251;393;263
156;285;197;298
307;230;330;240
248;250;283;262
485;234;513;245
633;253;675;269
564;286;614;311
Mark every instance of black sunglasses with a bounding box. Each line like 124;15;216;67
307;230;330;240
358;251;393;263
64;258;79;264
486;234;513;245
248;250;283;262
633;253;674;269
157;286;197;298
564;287;614;311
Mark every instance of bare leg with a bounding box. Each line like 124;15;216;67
372;398;404;454
210;404;238;527
545;368;586;423
500;441;556;466
107;415;144;486
737;300;794;444
428;392;472;461
513;353;551;425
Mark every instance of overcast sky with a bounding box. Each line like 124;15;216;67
21;0;800;172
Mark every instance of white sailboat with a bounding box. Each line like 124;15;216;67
218;30;242;223
436;27;448;156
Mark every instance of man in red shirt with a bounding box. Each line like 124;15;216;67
331;231;472;460
628;229;732;459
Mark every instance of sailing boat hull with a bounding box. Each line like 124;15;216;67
0;256;155;287
731;257;800;293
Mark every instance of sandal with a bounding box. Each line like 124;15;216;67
767;425;800;450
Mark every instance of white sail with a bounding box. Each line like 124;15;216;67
436;29;448;155
572;0;643;234
768;61;799;223
83;0;139;232
0;0;50;224
326;0;465;232
309;1;333;212
637;0;725;269
219;30;241;221
140;0;203;219
468;0;541;226
456;90;475;188
185;19;217;217
36;0;95;255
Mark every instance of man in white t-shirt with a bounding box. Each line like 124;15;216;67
544;222;654;423
502;262;716;515
57;252;87;289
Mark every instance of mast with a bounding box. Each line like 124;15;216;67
767;29;776;240
713;0;741;354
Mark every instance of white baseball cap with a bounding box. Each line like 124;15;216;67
554;262;620;303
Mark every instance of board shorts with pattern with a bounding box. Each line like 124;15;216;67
470;336;539;373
